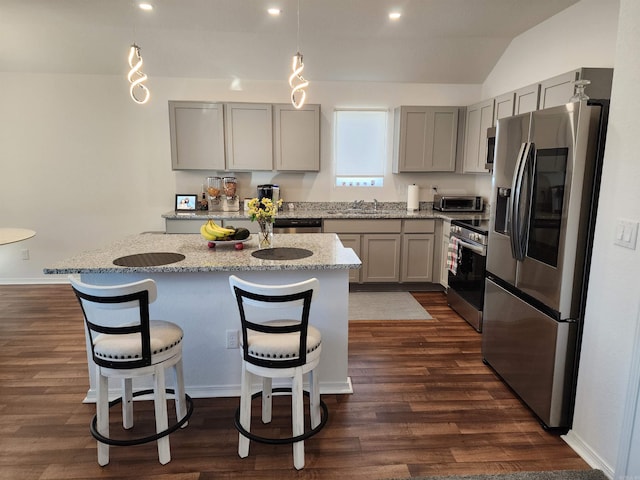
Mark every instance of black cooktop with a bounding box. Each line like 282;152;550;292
451;219;490;236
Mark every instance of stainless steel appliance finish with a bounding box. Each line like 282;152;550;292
447;219;489;332
257;184;280;205
486;126;496;170
433;195;484;212
483;100;609;429
273;218;322;234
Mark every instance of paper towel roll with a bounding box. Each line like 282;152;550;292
407;184;419;211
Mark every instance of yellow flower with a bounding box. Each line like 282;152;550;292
247;197;283;224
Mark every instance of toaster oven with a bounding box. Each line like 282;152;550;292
433;195;484;212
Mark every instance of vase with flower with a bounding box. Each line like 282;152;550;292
247;197;283;249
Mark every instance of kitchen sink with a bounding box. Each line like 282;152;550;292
325;209;382;215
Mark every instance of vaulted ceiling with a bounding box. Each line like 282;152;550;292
0;0;579;84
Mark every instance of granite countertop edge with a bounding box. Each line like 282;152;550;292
43;263;360;275
43;233;362;275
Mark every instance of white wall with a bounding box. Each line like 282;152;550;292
481;0;619;99
571;0;640;476
482;0;640;476
0;72;482;283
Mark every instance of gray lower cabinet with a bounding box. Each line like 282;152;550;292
401;219;435;283
393;106;459;173
324;218;436;284
362;234;402;282
169;101;225;170
336;234;362;283
166;218;202;234
438;219;450;288
401;234;434;282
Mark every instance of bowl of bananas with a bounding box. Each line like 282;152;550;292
200;220;251;250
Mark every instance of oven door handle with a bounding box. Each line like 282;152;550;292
455;238;486;256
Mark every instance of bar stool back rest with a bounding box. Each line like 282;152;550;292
230;277;318;369
71;278;157;370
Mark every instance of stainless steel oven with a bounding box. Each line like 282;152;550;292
447;219;489;332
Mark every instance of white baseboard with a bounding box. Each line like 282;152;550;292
563;429;614;479
0;277;67;285
82;377;354;403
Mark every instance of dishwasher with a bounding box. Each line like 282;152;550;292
273;218;322;233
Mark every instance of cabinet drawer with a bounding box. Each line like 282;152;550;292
323;219;402;234
403;219;435;234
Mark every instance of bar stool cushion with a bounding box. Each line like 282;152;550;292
246;320;321;362
93;321;184;364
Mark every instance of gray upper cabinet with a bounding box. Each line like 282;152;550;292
493;92;515;124
540;67;614;110
393;106;459;173
169;101;225;171
273;103;321;171
224;103;273;171
462;99;494;173
539;71;577;110
514;83;540;114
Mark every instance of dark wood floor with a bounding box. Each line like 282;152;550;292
0;285;590;480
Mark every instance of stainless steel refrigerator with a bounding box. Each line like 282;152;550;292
483;100;609;430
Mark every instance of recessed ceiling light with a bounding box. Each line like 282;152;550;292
268;8;281;16
389;12;401;20
138;3;153;11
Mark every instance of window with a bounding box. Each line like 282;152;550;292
334;109;387;187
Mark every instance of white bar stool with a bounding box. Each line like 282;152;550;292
69;276;193;466
228;275;328;470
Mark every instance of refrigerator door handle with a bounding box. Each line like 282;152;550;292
510;142;531;260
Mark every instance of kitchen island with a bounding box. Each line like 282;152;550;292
44;233;360;401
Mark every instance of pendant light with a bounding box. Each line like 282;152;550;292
289;0;308;109
127;43;150;104
127;3;151;105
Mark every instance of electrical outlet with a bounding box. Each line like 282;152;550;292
21;249;30;260
226;329;239;349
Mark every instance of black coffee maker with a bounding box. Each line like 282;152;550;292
257;184;280;204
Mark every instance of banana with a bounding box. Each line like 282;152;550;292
207;220;235;237
200;224;218;241
202;220;235;240
204;222;225;238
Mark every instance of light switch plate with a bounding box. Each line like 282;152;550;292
614;219;638;250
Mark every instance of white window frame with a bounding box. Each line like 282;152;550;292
334;108;388;188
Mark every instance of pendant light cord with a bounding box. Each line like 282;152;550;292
296;0;300;52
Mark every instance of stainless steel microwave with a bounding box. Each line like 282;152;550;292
433;194;484;212
486;126;496;170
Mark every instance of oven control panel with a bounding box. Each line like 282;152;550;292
450;220;489;246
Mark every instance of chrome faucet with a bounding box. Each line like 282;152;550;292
373;199;379;211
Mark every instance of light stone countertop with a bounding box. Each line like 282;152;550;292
161;201;489;222
43;233;361;274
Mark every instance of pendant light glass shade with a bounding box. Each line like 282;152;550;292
127;44;150;104
289;52;308;109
